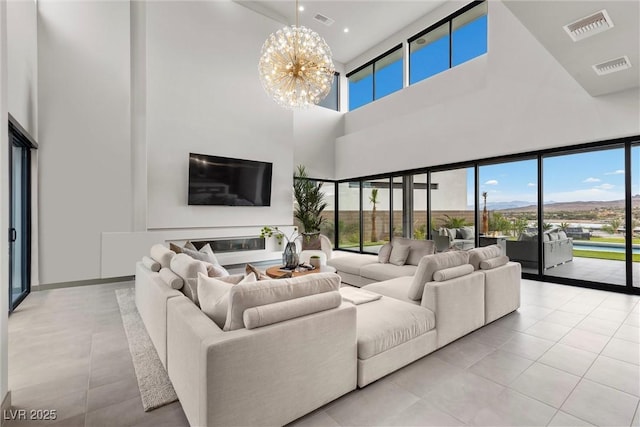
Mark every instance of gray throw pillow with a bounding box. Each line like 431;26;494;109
378;243;393;263
460;227;474;240
388;245;410;266
182;243;219;265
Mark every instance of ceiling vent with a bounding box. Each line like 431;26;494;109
593;56;632;76
563;10;613;42
313;13;334;26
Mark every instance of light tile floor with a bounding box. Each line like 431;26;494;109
6;279;640;427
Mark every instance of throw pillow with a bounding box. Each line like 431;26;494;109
159;267;183;289
141;256;160;273
460;226;474;240
169;242;184;254
149;244;175;269
433;264;474;282
182;243;220;265
378;243;393;263
198;272;256;329
170;253;208;306
388;245;410;266
480;255;509;270
447;228;457;240
204;262;230;278
245;263;270;280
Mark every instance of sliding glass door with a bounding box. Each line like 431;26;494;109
430;167;476;251
479;159;539;273
9;118;35;312
542;147;627;286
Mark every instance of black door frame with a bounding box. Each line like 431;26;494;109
8;114;37;313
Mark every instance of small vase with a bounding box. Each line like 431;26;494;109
282;242;299;269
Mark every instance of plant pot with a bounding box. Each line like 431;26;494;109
282;242;299;269
309;257;321;269
302;232;321;250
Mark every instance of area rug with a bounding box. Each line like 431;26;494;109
115;288;178;411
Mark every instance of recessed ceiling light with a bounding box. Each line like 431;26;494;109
298;5;304;12
343;28;349;33
563;9;614;42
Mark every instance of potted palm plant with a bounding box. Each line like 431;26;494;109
293;165;327;250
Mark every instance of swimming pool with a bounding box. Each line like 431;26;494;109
573;242;640;255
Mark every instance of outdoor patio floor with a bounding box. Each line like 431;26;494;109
522;257;639;288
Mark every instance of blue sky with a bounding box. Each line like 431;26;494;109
476;149;628;205
349;14;487;110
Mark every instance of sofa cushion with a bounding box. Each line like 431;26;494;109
389;245;410;266
392;237;436;266
408;251;470;301
327;254;378;275
170;253;208;306
204;262;230;278
243;291;342;330
198;272;256;329
363;277;419;305
468;245;503;271
142;256;161;273
433;264;474;282
480;255;509;270
558;230;568;240
378;243;392;263
150;244;176;269
360;263;417;282
159;267;184;290
224;272;341;331
355;297;435;360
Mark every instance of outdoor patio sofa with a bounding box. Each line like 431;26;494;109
135;243;520;426
506;228;573;269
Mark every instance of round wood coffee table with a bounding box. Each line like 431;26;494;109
265;265;336;279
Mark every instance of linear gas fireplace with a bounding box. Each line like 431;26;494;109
189;237;265;253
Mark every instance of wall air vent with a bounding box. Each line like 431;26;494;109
563;10;614;42
314;13;334;26
593;56;632;76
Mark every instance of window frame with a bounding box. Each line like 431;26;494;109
408;0;487;85
346;43;403;110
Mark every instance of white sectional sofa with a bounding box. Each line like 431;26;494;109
136;246;356;427
328;237;436;287
135;242;520;425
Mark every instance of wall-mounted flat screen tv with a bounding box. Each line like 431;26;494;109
188;153;273;206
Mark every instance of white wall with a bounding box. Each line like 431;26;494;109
7;0;37;136
335;1;640;180
145;1;293;230
7;0;38;288
293;107;342;180
37;0;132;284
0;0;9;408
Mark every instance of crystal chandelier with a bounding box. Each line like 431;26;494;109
258;0;335;109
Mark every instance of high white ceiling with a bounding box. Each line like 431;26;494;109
237;0;640;96
504;1;640;97
235;0;447;64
